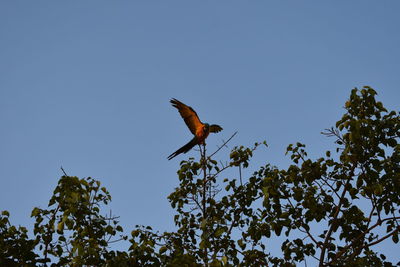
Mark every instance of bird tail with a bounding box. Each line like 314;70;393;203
167;137;198;160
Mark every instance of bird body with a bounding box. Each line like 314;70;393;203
168;99;222;160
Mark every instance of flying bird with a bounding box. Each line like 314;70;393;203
168;98;223;160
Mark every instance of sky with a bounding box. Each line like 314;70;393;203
1;0;399;262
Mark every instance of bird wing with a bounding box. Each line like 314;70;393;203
170;98;204;135
209;124;223;133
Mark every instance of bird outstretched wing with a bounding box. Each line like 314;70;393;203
209;124;223;133
170;98;204;135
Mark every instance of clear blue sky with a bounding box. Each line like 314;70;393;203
1;0;399;261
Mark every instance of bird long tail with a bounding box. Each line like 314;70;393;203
167;137;198;160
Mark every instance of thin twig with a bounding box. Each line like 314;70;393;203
208;131;238;159
320;176;341;199
60;166;68;176
239;164;242;186
286;197;322;249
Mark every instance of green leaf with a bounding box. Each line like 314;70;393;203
374;184;383;196
392;232;399;244
237;239;246;250
77;244;84;256
199;240;206;249
200;219;207;229
57;222;64;233
159;246;168;254
215;227;225;237
2;210;10;217
356;176;363;188
31;207;40;217
262;187;269;198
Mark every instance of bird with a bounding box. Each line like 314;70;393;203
168;98;223;160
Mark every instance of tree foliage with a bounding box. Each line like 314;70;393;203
1;87;399;266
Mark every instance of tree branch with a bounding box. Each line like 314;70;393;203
328;216;400;265
364;226;400;248
319;165;355;266
208;131;238;159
